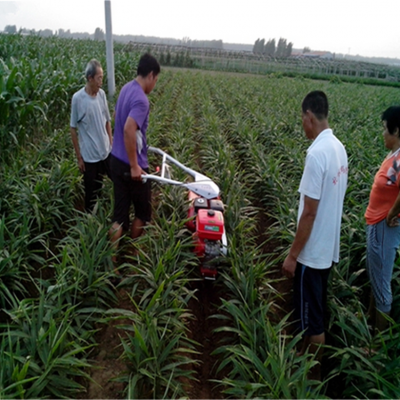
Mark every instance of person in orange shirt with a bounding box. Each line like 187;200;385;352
365;106;400;331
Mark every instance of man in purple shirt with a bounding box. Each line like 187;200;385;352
109;54;160;258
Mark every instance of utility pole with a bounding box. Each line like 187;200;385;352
105;0;115;99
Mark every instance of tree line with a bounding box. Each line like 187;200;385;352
253;38;293;57
3;25;223;49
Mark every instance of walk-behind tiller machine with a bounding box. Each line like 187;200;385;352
141;147;227;280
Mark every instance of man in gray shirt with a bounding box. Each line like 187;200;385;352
70;59;113;212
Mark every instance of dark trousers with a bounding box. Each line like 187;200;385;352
83;154;111;212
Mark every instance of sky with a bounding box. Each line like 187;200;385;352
0;0;399;59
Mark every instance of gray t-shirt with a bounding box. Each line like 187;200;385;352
70;87;111;162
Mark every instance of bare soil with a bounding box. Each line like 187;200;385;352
254;204;293;324
185;279;231;399
79;288;132;399
78;267;231;400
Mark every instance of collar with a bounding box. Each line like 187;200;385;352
307;128;333;152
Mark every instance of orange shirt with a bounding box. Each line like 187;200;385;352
365;151;400;225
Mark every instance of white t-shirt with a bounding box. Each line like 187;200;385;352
70;87;111;162
297;129;348;269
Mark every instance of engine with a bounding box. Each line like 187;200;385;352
186;195;225;280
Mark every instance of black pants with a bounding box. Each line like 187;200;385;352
83;154;111;212
294;263;331;336
110;154;152;227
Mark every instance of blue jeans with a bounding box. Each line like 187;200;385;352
366;219;400;313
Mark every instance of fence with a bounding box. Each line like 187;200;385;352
123;42;400;82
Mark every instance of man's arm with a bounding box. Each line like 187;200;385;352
124;116;143;180
70;127;85;172
282;195;319;278
106;120;113;146
102;92;113;146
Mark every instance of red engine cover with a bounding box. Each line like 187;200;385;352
196;209;224;240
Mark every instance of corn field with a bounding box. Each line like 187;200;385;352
1;33;400;399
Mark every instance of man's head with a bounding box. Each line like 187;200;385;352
136;53;160;94
301;91;329;139
85;59;103;94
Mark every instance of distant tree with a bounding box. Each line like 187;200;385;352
72;31;90;39
38;29;53;37
265;39;276;56
286;42;293;57
303;46;311;53
253;38;260;53
4;25;17;34
94;27;105;41
258;38;265;54
253;38;266;54
254;38;266;54
181;36;190;46
58;28;72;38
276;38;287;57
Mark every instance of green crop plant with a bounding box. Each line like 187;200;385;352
0;295;92;399
49;206;117;309
3;31;400;399
325;307;400;399
212;285;322;399
117;307;198;399
107;221;199;398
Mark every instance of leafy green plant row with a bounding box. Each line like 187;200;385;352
3;32;400;398
181;71;400;398
148;70;400;398
0;125;119;398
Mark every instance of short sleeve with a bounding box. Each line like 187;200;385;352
299;153;323;200
101;91;111;121
390;157;400;186
128;98;149;130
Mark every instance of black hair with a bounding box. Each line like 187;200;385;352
137;53;160;78
302;90;329;120
85;59;102;80
382;106;400;135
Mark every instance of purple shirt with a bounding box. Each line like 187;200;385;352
111;80;149;168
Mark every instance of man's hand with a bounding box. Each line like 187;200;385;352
70;127;85;172
386;214;399;227
386;193;400;227
130;164;144;181
77;156;85;173
282;254;297;278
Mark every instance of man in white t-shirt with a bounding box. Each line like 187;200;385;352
282;90;348;380
70;59;113;212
